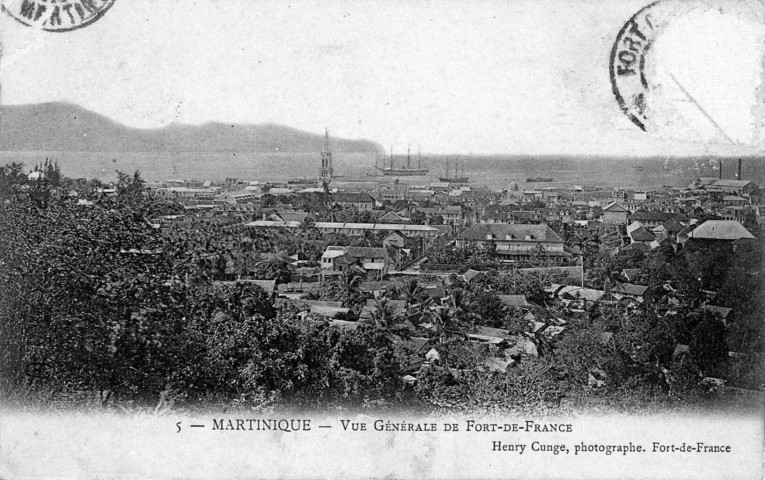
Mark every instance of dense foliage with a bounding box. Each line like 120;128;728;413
0;170;407;410
2;165;762;414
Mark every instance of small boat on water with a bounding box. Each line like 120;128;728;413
526;176;553;182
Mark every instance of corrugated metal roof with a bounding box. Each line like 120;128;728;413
612;283;649;296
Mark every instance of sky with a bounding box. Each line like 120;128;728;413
1;0;763;155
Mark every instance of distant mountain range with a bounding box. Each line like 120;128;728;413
0;103;383;154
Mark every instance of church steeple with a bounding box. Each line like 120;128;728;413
319;128;333;188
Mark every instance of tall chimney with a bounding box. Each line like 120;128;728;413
737;158;742;179
718;159;722;179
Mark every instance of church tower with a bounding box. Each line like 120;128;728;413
319;128;333;188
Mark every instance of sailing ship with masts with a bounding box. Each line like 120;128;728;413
376;145;429;176
439;157;469;183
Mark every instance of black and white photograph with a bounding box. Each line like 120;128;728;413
0;0;763;478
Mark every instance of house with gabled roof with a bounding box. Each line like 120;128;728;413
649;232;676;250
688;220;754;241
700;304;733;325
611;283;650;302
701;179;758;196
602;202;629;224
455;223;568;263
622;268;642;283
320;245;390;278
378;211;411;224
554;285;605;302
629;211;668;227
269;211;310;223
417;205;463;225
723;195;748;207
462;269;484;283
627;221;656;246
333;192;376;210
382;230;414;249
214;189;262;204
662;218;684;235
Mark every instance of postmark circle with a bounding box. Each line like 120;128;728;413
610;1;661;132
609;0;701;132
1;0;116;32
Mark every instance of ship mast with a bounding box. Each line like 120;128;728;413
407;144;411;170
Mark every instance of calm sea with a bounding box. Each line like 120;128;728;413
1;151;762;190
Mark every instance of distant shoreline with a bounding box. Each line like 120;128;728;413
2;151;762;190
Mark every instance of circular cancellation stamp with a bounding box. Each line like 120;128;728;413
609;0;765;137
1;0;116;32
609;0;687;132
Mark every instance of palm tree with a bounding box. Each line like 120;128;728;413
451;289;483;330
296;216;317;257
370;296;396;329
426;303;467;368
338;268;363;307
327;202;341;223
237;236;254;278
403;278;422;308
361;229;376;247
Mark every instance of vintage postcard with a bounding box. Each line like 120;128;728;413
0;0;763;478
